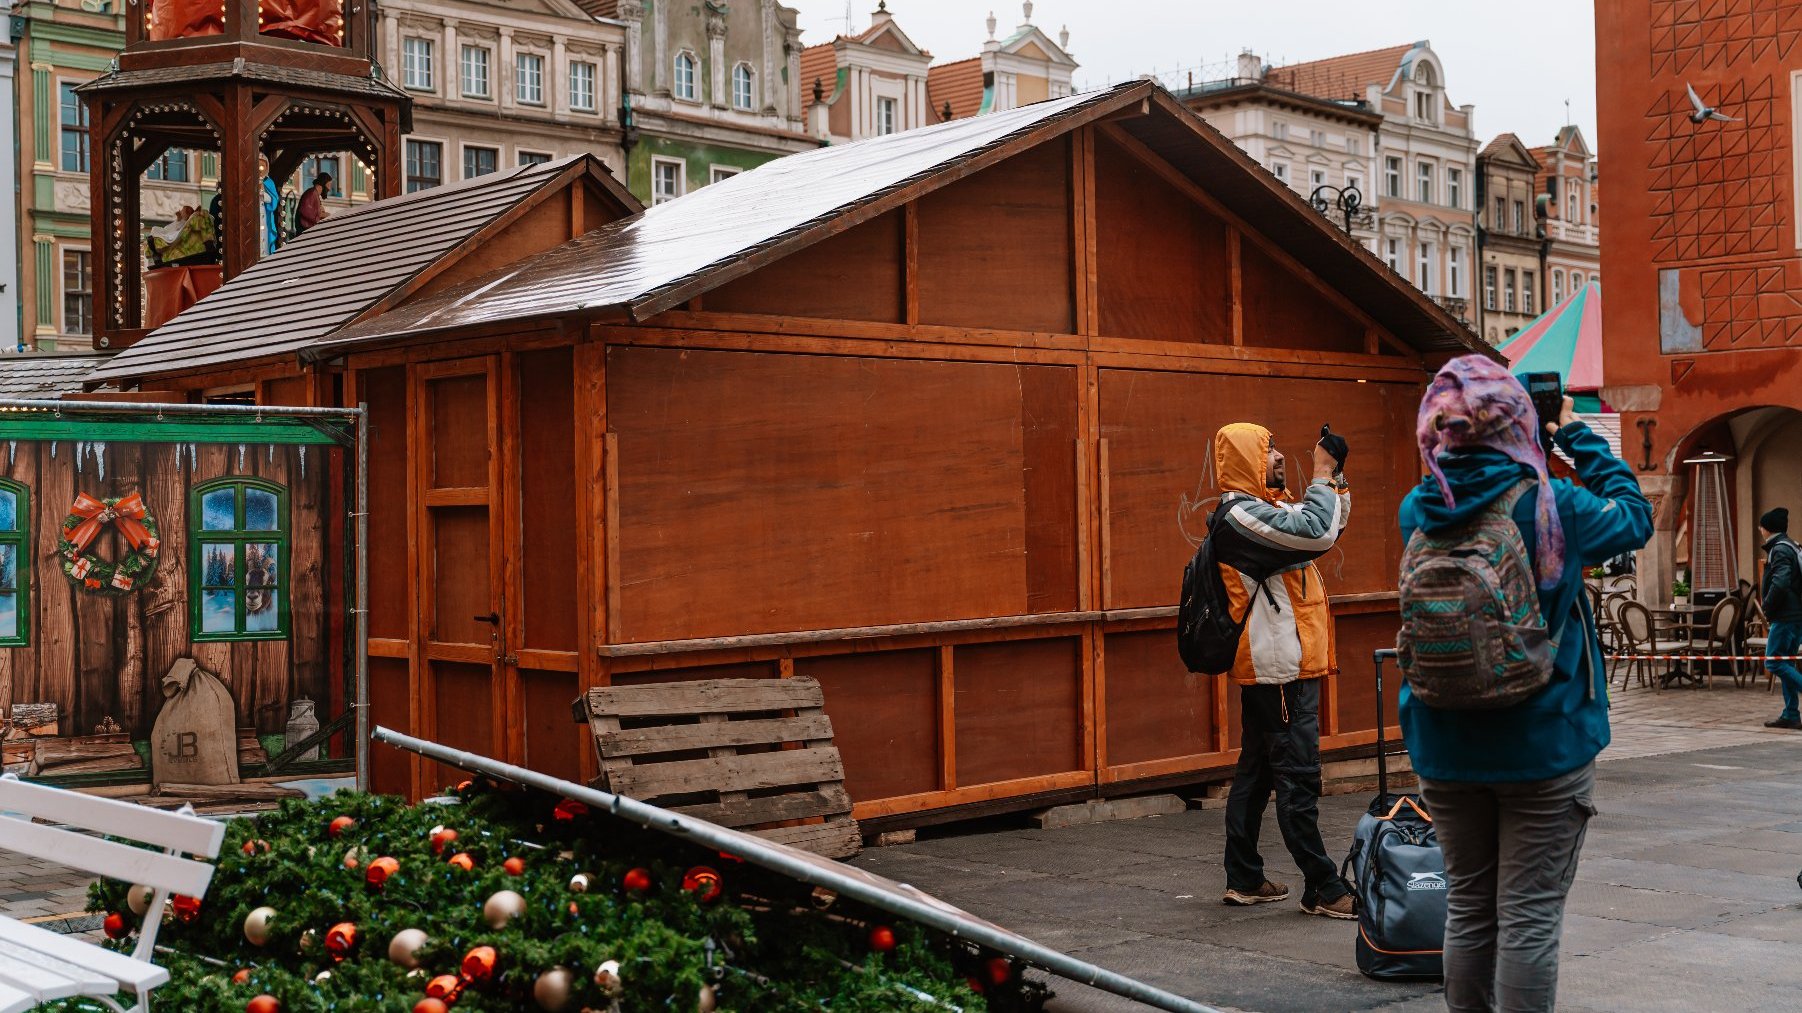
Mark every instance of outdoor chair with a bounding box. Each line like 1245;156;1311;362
1684;596;1741;688
1616;600;1689;689
1742;597;1771;691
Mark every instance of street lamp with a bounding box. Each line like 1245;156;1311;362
1309;183;1374;234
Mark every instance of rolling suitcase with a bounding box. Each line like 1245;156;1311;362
1342;648;1446;981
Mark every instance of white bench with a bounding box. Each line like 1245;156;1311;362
0;773;223;1012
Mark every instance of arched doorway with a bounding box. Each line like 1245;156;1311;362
1663;405;1802;601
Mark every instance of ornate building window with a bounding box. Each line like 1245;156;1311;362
191;479;289;641
732;63;754;110
877;97;897;135
516;53;545;106
570;61;597;111
462;145;498;179
0;481;30;647
461;45;492;98
147;149;190;182
403;37;435;91
59;83;89;172
62;251;91;336
652;157;684;204
406;140;442;192
674;51;698;101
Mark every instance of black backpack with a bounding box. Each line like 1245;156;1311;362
1177;524;1245;675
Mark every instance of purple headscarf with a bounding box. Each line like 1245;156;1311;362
1417;355;1565;588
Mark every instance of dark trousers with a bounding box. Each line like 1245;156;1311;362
1223;679;1348;902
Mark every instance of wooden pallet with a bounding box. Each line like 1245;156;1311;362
575;677;861;859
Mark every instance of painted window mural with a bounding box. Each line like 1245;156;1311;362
191;479;289;640
0;481;28;646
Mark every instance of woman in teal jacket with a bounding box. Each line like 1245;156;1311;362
1398;356;1652;1013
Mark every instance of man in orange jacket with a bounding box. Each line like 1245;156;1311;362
1210;422;1356;918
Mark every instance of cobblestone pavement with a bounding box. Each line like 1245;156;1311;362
850;683;1802;1013
3;683;1797;1012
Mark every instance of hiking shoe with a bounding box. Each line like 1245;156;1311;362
1223;881;1290;906
1763;717;1801;730
1301;894;1358;920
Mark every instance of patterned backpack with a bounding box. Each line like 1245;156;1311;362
1396;481;1556;709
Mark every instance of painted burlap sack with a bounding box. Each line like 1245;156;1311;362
151;658;241;788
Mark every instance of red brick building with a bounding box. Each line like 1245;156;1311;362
1596;0;1802;597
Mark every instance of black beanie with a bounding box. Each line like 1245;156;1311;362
1761;507;1789;534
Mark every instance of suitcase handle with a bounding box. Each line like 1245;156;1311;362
1382;796;1431;823
1372;648;1398;798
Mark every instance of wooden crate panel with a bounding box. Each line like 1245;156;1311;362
799;649;940;803
517;348;578;652
953;638;1081;786
578;677;859;858
610;347;1087;642
1103;630;1217;766
707;210;903;322
1332;610;1403;739
1098;369;1413;608
1094;132;1233;344
1239;240;1367;354
916;139;1074;334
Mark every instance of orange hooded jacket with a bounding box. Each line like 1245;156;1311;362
1211;423;1349;686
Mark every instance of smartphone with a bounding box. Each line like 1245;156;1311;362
1524;372;1563;442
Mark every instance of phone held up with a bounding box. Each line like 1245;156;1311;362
1524;371;1563;451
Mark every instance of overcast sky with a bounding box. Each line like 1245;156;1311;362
790;1;1599;155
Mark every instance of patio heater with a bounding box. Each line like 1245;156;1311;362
1682;448;1735;601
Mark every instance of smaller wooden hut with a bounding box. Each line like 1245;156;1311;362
90;81;1488;825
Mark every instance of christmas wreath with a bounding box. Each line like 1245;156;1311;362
57;491;161;596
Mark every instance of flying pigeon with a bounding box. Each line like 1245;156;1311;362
1686;83;1738;124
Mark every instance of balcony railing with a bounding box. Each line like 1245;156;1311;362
1544;219;1599;246
1433;295;1471;321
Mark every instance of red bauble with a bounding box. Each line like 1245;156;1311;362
413;1000;449;1013
170;894;201;922
682;866;723;903
430;827;458;855
241;839;271;856
868;925;896;952
365;856;400;889
985;957;1012;985
622;867;653;894
967;976;985;994
328;816;356;838
246;996;281;1013
502;856;526;876
424;974;462;1001
447;852;475;872
324;922;359;959
103;913;130;940
461;945;498;982
551;799;588;822
232;969;251;984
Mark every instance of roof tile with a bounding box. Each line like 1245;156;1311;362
1266;43;1415;101
927;57;983;121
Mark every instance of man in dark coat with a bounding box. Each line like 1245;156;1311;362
1759;507;1802;729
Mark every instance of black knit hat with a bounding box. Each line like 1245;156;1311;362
1761;507;1789;534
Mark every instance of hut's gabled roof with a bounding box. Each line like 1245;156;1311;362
88;155;638;385
0;353;113;398
311;81;1484;361
100;81;1489;386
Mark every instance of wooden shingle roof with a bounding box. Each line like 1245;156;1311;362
0;353;113;398
89;155;637;384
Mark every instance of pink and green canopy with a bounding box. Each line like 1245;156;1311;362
1499;280;1604;410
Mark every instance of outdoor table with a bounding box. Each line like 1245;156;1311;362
1649;604;1709;688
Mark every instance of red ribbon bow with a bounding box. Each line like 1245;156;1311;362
65;492;154;552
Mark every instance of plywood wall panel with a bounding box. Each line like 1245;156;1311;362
1098;369;1412;608
1332;610;1403;738
1103;630;1216;766
362;367;410;641
1019;366;1080;613
800;649;939;802
608;346;1036;643
1240;241;1367;354
521;668;582;783
706;210;904;323
517;349;579;652
367;656;412;795
916;139;1074;334
1093;133;1232;344
953;637;1080;786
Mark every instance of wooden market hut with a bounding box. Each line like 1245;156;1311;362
89;80;1489;828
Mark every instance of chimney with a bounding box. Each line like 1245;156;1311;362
1236;50;1262;83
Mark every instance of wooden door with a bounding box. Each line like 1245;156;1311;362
411;357;507;793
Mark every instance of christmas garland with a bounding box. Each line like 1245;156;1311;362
68;782;1051;1012
57;491;161;596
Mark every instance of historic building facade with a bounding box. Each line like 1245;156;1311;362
1269;42;1480;327
1180;51;1382;250
1596;0;1802;600
382;0;627;193
1475;133;1544;343
923;5;1077;125
1530;126;1601;308
599;0;814;204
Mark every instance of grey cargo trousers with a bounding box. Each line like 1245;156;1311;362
1418;762;1597;1013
